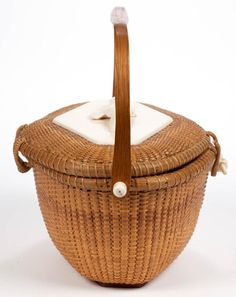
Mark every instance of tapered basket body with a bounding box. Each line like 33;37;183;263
13;102;218;286
33;152;211;286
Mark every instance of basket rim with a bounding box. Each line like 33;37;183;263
32;147;215;191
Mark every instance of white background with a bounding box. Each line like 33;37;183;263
0;0;235;296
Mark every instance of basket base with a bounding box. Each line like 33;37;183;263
96;281;147;288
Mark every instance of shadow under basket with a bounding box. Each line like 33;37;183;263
13;7;223;288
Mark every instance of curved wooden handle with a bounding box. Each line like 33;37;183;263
111;8;131;198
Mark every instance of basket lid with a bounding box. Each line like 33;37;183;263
14;101;211;178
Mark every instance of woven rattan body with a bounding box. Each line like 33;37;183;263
34;163;209;286
13;104;216;286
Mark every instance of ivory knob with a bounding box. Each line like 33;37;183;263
113;181;127;198
111;7;129;25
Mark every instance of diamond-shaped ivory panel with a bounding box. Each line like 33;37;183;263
53;100;173;145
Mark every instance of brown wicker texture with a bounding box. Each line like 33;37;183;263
13;8;221;288
14;125;217;286
34;161;210;286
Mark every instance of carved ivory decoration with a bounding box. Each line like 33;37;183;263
53;98;174;145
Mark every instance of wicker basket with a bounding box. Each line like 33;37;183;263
13;7;223;288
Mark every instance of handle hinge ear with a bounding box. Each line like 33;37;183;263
207;131;227;176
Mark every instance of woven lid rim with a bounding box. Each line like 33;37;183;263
33;147;215;191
